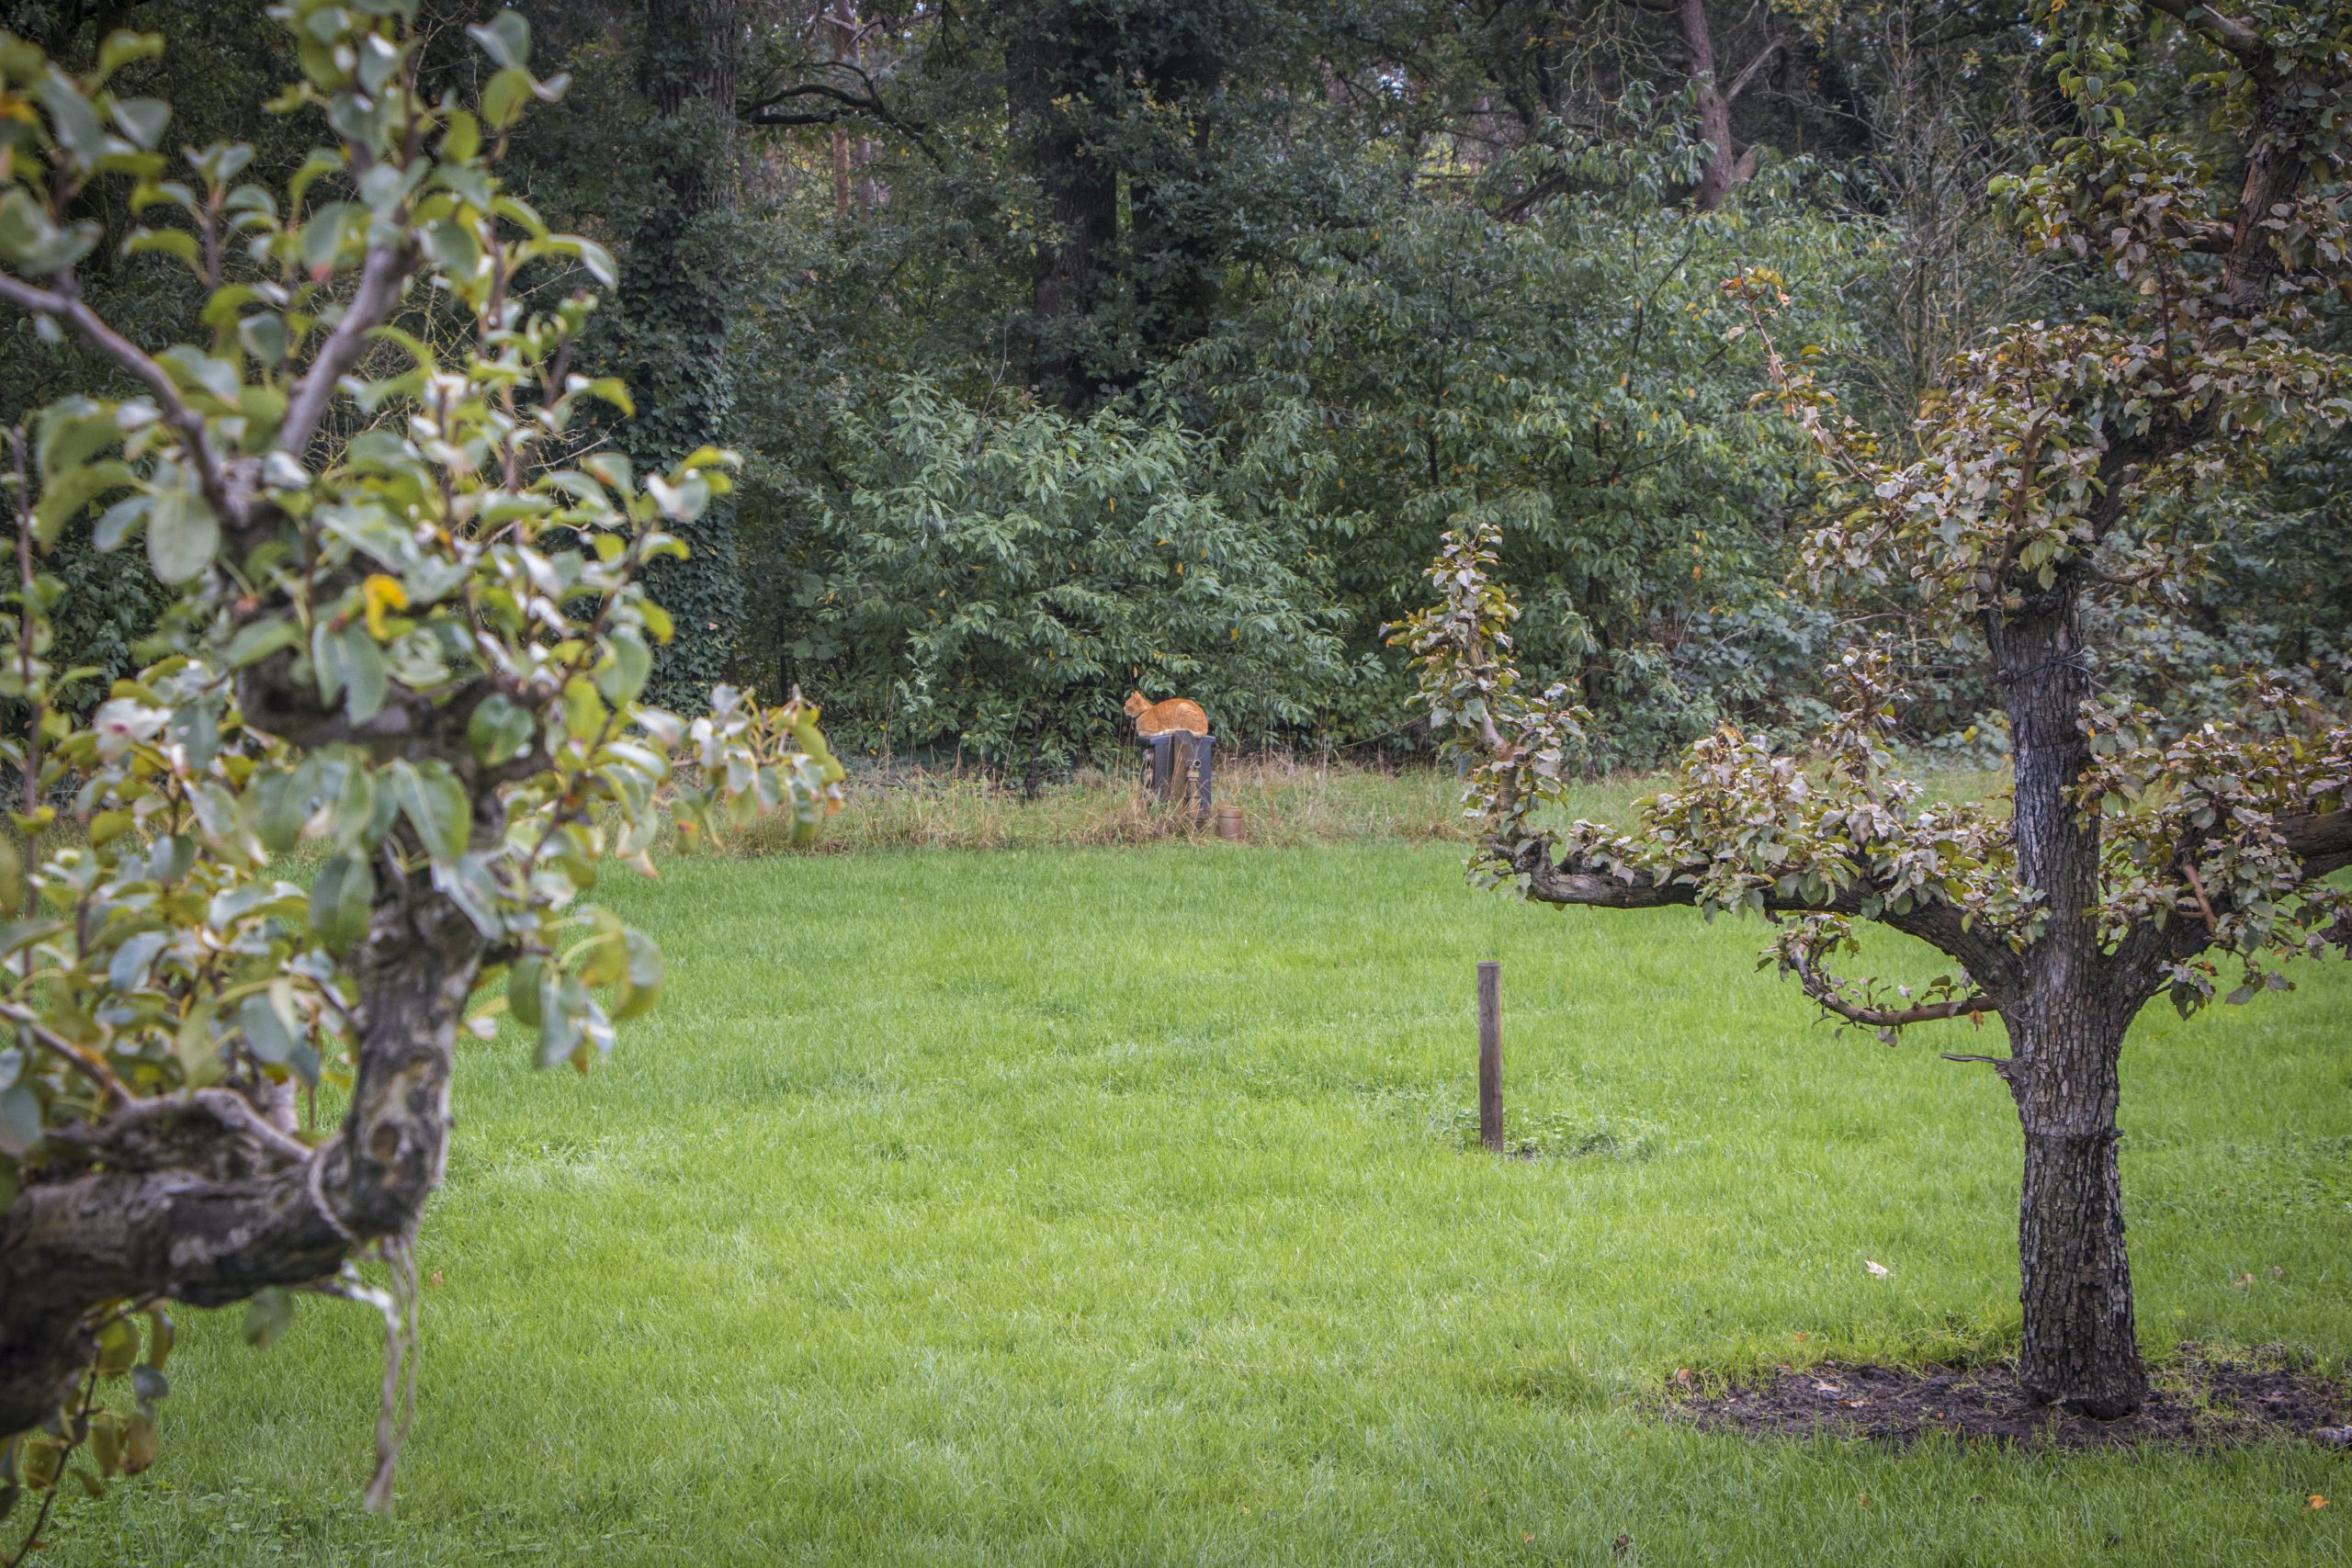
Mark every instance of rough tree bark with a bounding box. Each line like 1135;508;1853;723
0;860;482;1437
1677;0;1776;211
1989;567;2147;1414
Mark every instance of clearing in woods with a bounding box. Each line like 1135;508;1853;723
40;809;2352;1565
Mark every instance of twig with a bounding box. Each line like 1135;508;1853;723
0;1370;96;1568
1785;944;1999;1029
0;1000;130;1108
2181;860;2221;933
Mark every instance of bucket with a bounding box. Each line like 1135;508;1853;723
1215;805;1244;841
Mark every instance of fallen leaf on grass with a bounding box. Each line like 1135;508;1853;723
2311;1495;2330;1512
1864;1259;1891;1278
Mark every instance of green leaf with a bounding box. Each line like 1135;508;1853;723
0;1083;43;1158
422;218;481;279
146;485;220;583
107;931;169;992
481;66;532;130
438;107;481;163
466;694;535;765
390;759;469;862
34;68;105;164
561;674;606;741
254;759;315;851
573;239;616;289
224;617;300;668
237;988;299;1066
96;29;165;81
507;954;547;1028
334;622;389;725
94;1317;139;1378
595;628;651;705
610;928;665;1021
466;11;532;71
110;96;170;151
310;848;376;953
92;492;149;551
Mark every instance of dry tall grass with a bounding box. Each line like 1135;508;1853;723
730;757;1477;854
705;757;2008;857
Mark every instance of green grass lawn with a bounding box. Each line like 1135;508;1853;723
40;838;2352;1565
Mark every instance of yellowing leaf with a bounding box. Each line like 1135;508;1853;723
361;573;408;638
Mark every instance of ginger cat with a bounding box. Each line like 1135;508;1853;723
1125;691;1208;737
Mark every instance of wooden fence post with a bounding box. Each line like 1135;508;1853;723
1477;960;1503;1154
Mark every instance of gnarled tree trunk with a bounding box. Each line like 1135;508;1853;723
0;872;481;1438
1679;0;1739;211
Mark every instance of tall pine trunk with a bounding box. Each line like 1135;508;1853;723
1992;572;2150;1416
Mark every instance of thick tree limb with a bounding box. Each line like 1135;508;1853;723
1510;835;2023;986
2279;807;2352;880
736;69;941;165
2109;807;2352;996
2141;0;2267;63
277;241;418;458
0;270;242;528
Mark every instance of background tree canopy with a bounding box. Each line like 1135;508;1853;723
3;0;2346;770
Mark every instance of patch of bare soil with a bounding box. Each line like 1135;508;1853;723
1676;1345;2352;1450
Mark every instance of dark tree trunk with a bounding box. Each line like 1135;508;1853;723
2009;1009;2143;1416
624;0;746;709
0;873;481;1437
1678;0;1738;211
1990;571;2150;1416
1008;18;1117;408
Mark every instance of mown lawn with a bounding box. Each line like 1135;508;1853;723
40;835;2352;1565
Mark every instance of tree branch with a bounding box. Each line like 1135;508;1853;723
1510;835;2023;985
0;271;242;529
2141;0;2267;62
0;1000;130;1109
277;240;418;458
736;70;942;165
2279;807;2352;881
1784;942;2000;1029
1723;38;1784;105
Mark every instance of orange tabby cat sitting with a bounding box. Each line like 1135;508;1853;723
1125;691;1208;738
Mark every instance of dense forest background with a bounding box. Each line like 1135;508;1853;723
4;0;2346;778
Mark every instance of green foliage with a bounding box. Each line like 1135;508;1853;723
1406;0;2352;1026
795;380;1351;771
0;0;839;1520
1175;134;1870;761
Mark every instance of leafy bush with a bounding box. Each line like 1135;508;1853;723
788;379;1352;775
